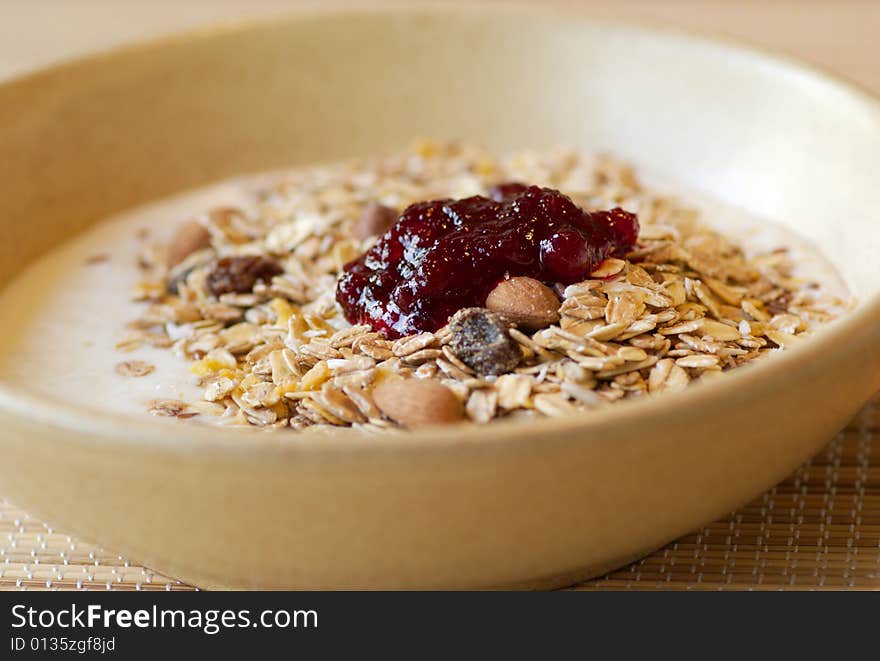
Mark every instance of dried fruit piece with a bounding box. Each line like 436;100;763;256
372;379;463;427
206;255;283;296
448;308;521;376
167;220;211;267
354;202;398;240
485;277;560;330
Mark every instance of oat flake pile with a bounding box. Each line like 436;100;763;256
120;142;844;431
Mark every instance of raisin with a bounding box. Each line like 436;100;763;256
206;256;283;296
448;308;522;376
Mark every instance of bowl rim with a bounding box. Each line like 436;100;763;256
1;1;879;458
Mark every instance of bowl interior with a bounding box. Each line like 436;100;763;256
0;5;879;430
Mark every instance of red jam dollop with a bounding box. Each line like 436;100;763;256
336;184;639;338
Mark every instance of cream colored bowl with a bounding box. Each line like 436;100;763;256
1;5;879;589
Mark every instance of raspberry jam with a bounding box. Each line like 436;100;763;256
336;184;639;338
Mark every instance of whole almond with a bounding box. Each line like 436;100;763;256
485;277;560;330
355;202;398;240
372;379;463;428
168;220;211;267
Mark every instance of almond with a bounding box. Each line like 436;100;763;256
485;277;560;330
372;379;463;428
355;202;398;240
168;220;211;267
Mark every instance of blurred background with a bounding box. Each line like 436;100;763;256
1;0;878;93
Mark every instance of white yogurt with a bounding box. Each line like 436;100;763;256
0;172;850;421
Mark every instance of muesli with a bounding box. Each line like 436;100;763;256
122;142;844;430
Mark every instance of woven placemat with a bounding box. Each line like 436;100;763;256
2;397;877;591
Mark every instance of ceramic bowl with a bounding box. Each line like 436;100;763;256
0;5;879;589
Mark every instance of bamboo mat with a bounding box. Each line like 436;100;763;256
1;397;877;591
576;398;880;591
